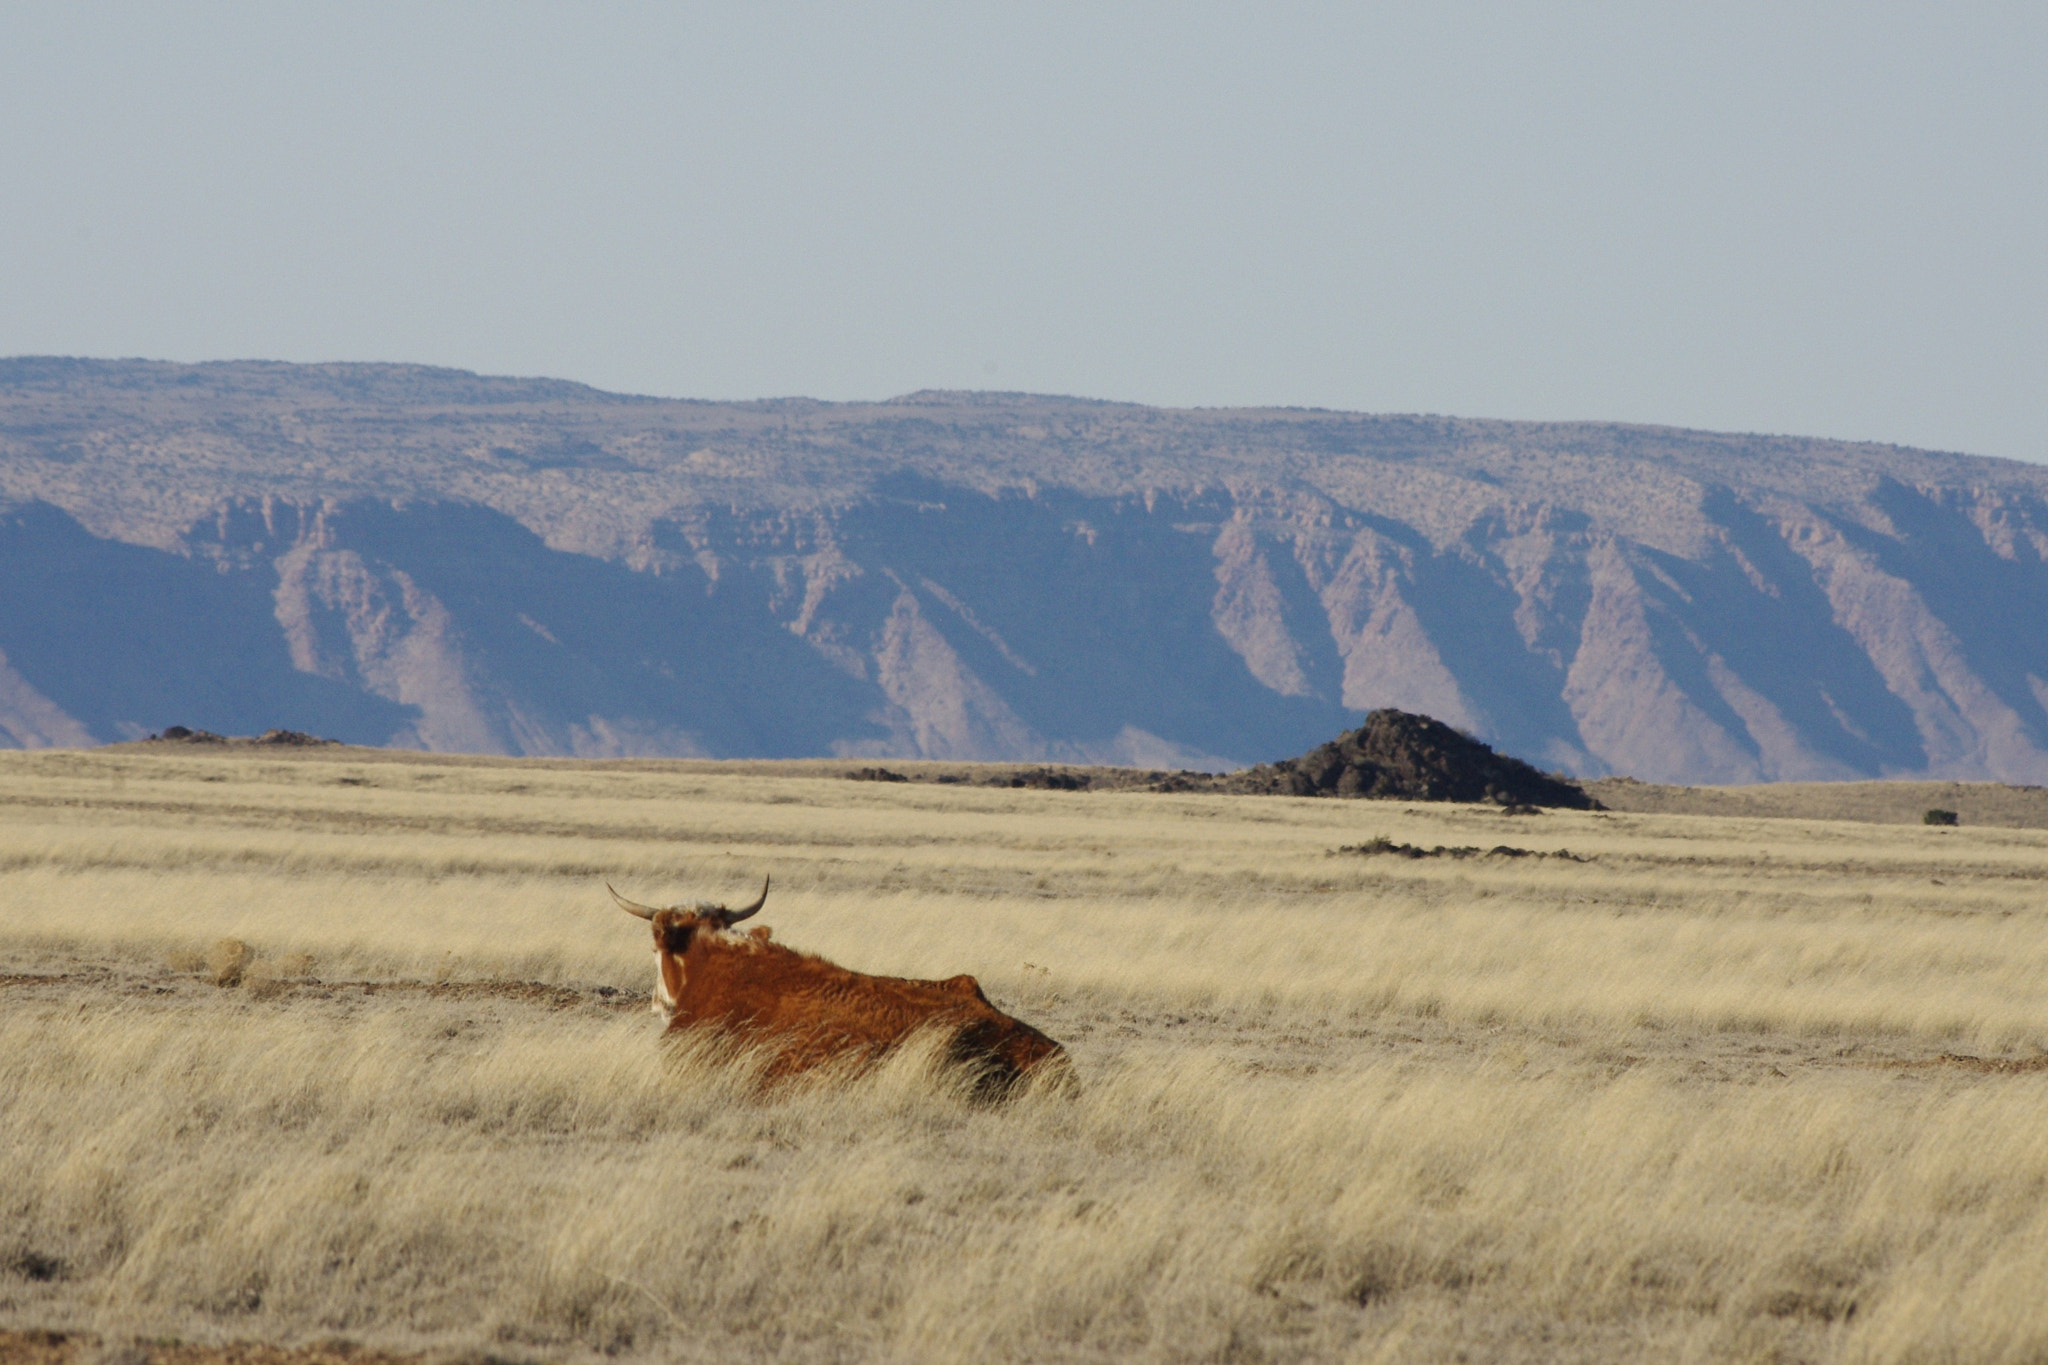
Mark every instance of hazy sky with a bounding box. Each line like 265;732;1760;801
3;4;2044;461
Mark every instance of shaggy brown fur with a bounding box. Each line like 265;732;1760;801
647;909;1071;1097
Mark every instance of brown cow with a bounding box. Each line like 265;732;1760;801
609;877;1071;1098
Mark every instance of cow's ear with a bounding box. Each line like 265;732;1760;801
945;974;985;1000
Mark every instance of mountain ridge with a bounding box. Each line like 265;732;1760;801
3;357;2046;784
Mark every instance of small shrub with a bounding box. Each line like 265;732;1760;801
5;1250;64;1282
208;938;253;987
1923;809;1959;827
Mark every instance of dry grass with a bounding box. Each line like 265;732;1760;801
3;747;2047;1364
1587;774;2048;830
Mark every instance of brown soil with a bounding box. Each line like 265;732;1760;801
0;964;646;1015
1331;836;1589;862
352;979;623;1010
0;1331;453;1365
1921;1053;2048;1074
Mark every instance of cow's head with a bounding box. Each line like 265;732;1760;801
609;877;770;1015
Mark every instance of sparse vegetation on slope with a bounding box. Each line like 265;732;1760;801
10;360;2048;782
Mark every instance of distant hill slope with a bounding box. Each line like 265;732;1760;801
4;356;2048;781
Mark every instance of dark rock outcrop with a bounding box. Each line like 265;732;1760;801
148;726;335;747
1227;709;1601;808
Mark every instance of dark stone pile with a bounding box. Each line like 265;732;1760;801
986;767;1090;791
1225;709;1601;809
1334;835;1589;861
150;726;337;746
252;729;336;746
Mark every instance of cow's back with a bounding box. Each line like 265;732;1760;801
671;937;1067;1091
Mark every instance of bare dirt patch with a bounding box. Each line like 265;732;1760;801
0;964;647;1017
0;1330;442;1365
1908;1053;2048;1075
1332;835;1589;862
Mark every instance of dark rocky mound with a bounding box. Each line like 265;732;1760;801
985;767;1090;791
1224;709;1602;809
154;725;226;743
149;726;337;747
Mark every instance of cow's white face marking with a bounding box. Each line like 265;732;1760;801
652;941;685;1016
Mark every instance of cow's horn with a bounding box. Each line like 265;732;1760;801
721;875;771;926
608;883;666;920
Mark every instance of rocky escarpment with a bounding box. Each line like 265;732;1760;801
5;358;2048;783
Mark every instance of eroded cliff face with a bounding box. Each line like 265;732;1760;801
3;358;2048;781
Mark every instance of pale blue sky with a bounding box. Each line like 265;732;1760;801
3;4;2043;461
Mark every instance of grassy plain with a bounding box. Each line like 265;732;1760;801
1584;774;2048;830
2;746;2047;1364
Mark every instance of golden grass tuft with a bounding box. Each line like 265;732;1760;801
205;938;251;988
